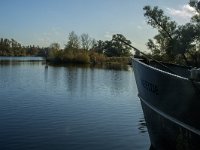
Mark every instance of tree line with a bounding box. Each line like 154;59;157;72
46;32;132;64
0;38;47;56
0;33;132;64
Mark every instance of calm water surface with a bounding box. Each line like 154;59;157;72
0;57;150;150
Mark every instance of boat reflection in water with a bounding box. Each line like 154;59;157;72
138;117;147;134
133;58;200;150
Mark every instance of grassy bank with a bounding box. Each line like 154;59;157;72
105;57;131;65
47;50;131;65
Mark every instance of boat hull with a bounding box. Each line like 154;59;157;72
132;58;200;150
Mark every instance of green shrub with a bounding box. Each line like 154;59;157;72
89;52;106;64
62;50;74;63
74;52;90;64
106;57;131;64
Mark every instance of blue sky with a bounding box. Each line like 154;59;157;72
0;0;195;50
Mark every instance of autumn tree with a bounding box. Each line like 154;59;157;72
104;34;132;57
49;43;60;58
80;33;92;50
65;31;80;50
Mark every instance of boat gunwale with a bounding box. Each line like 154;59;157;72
133;58;192;82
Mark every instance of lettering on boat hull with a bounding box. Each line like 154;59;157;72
141;80;158;95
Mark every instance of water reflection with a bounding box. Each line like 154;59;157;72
49;63;130;71
138;117;148;134
65;66;79;96
91;63;130;71
149;145;155;150
0;57;44;67
0;59;150;150
44;67;48;83
45;63;131;97
0;56;44;61
0;61;42;66
80;67;89;97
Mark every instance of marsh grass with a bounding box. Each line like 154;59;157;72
47;49;131;65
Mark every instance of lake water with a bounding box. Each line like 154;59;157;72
0;57;150;150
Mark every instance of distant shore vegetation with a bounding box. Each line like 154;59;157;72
0;38;47;56
0;32;132;65
47;32;132;64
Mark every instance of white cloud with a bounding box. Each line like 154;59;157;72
35;27;64;47
137;25;143;30
38;37;51;46
104;32;113;39
166;4;197;19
